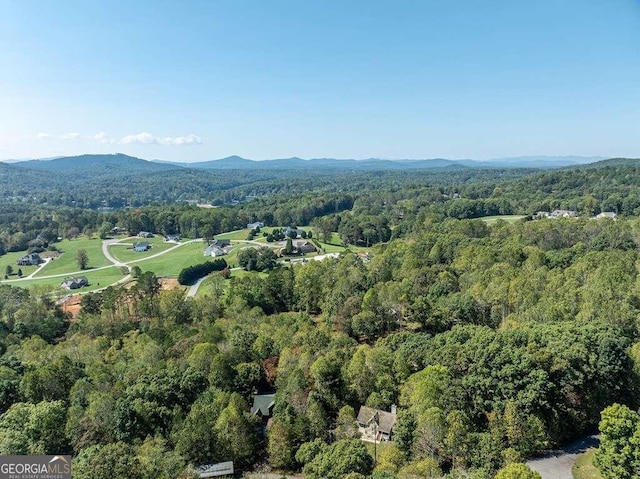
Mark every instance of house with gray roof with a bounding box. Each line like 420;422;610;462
357;405;397;442
17;252;42;266
61;276;89;290
133;241;151;252
250;393;275;418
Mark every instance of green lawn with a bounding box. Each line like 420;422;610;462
108;236;175;263
131;242;208;277
216;229;254;241
314;233;371;253
480;215;526;225
573;449;603;479
0;251;39;280
8;266;127;292
34;236;110;277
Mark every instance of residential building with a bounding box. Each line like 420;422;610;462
17;253;42;266
211;239;231;248
250;394;275;418
204;245;226;257
549;210;578;218
138;231;154;238
596;211;618;219
247;221;264;230
133;241;151;252
294;240;317;254
61;276;89;290
357;405;397;442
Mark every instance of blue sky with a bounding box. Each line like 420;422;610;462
0;0;638;162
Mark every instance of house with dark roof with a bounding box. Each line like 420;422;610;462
211;239;231;248
17;253;42;266
357;405;397;442
250;394;275;418
138;231;154;238
133;241;151;252
61;276;89;290
164;234;181;242
294;240;317;254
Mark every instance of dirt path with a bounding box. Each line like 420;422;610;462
527;434;599;479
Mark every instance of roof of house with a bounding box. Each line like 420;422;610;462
61;276;88;287
250;394;276;416
205;245;225;255
597;211;617;218
357;406;397;435
134;241;150;248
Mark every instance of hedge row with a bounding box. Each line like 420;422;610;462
177;258;228;285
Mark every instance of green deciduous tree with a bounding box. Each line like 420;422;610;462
76;249;89;270
493;462;541;479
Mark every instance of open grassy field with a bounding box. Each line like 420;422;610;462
480;215;526;225
573;449;603;479
9;266;127;292
215;229;254;241
133;242;207;277
314;232;371;253
108;236;175;263
33;236;110;277
0;251;39;279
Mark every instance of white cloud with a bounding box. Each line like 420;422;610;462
61;132;80;140
120;132;203;146
94;131;203;146
161;134;203;146
36;132;53;139
94;132;114;144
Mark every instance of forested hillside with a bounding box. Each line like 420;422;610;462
1;159;639;478
0;213;638;478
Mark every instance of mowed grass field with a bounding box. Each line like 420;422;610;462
133;241;207;277
480;215;526;225
34;237;110;277
215;229;254;241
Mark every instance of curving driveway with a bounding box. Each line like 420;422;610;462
527;434;599;479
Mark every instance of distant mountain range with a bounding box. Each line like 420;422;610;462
154;154;606;170
1;153;607;172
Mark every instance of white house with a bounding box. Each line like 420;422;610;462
204;245;226;257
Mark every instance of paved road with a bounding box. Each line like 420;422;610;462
102;238;128;267
186;276;207;298
527;434;600;479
